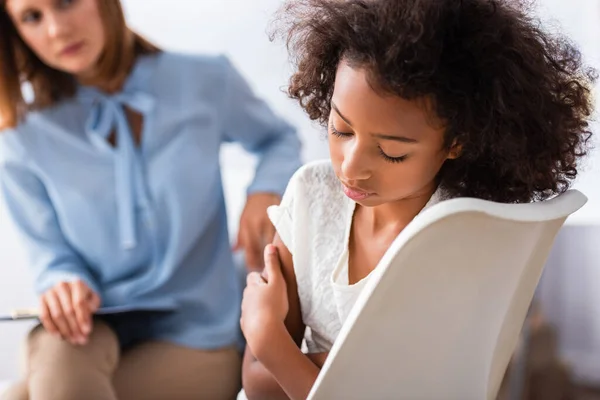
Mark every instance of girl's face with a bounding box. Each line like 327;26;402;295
329;61;459;207
5;0;105;78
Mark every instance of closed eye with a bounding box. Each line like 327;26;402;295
329;122;353;138
330;122;408;163
378;148;407;163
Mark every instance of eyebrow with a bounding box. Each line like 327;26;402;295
331;102;418;143
6;3;29;18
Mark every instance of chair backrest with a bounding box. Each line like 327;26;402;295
308;190;587;400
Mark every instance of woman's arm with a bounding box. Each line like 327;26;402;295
217;57;303;269
241;235;324;400
218;57;303;197
0;160;101;343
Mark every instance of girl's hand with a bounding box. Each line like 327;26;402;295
241;244;289;355
39;279;101;345
234;193;280;271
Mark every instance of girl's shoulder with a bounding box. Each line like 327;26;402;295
268;159;351;253
284;159;345;205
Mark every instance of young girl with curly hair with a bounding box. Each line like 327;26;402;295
239;1;596;399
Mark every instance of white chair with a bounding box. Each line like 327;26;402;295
308;190;587;400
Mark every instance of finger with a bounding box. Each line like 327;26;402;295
261;219;276;247
238;223;260;270
232;230;242;252
234;210;249;252
88;291;101;313
235;224;248;253
244;223;263;270
71;281;92;337
263;244;282;283
45;290;73;341
56;283;85;343
39;296;59;336
246;271;266;287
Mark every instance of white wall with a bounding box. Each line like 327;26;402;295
537;0;600;223
123;0;330;166
0;0;598;381
123;0;600;222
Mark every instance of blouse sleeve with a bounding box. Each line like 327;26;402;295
0;159;100;296
218;56;303;196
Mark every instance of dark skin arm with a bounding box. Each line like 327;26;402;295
241;235;329;400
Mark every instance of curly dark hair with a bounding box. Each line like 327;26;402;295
273;0;596;203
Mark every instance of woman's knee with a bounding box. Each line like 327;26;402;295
25;320;119;373
20;321;120;400
113;342;242;400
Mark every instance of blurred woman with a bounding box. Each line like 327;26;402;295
0;0;302;399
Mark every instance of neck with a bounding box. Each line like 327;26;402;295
77;66;128;94
358;183;438;235
77;39;137;94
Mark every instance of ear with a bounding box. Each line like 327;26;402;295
446;139;462;160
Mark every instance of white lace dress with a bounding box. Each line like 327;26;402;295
267;160;444;352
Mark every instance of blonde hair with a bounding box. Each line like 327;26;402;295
0;0;159;129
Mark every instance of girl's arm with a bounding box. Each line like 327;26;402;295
241;235;326;400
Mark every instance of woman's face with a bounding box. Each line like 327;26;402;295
5;0;105;78
328;60;459;207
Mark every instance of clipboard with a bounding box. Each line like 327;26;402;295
0;304;176;322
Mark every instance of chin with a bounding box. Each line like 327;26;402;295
53;55;97;77
65;64;95;76
353;197;384;207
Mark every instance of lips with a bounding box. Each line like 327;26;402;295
60;41;84;56
342;184;373;201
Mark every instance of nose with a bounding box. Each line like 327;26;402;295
46;12;70;39
340;140;371;182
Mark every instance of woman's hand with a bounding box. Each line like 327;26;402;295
39;279;101;345
241;244;289;357
234;192;281;270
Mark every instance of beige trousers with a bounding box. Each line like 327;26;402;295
1;322;241;400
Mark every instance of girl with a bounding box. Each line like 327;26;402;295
239;0;595;399
0;0;301;399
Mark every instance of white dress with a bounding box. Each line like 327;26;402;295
267;160;444;352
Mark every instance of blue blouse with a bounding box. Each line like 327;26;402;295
0;51;302;349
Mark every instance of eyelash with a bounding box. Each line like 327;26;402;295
330;123;407;164
378;148;407;164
